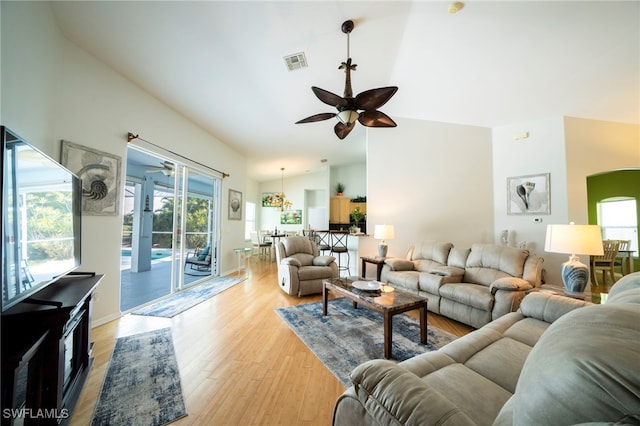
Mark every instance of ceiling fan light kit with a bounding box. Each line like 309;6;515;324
296;20;398;140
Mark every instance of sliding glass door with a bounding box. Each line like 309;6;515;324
120;146;220;311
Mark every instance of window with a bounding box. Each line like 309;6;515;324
597;198;638;256
245;202;256;240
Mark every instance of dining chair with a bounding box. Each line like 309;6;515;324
251;231;271;258
613;240;631;275
590;240;621;287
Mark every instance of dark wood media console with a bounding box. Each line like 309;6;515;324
1;274;102;425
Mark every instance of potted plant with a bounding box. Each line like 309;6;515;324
350;207;365;233
336;182;345;197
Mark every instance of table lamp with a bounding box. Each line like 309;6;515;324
544;223;603;293
374;225;395;258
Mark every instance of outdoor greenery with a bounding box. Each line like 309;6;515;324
26;191;74;261
122;195;212;250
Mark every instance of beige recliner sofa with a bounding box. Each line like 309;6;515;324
333;272;640;425
275;236;338;297
381;242;543;328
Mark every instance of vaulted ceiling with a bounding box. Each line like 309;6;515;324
50;1;640;182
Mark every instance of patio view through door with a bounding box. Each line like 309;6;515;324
120;146;221;312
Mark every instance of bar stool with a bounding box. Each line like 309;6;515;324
330;230;350;276
315;230;331;255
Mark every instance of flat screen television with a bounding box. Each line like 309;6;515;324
1;126;82;311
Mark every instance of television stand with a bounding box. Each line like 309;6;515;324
22;298;64;308
1;274;103;425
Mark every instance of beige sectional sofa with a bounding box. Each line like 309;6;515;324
381;242;544;328
333;272;640;425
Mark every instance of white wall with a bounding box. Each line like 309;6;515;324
330;163;367;198
2;2;247;326
258;168;329;232
564;116;640;222
492;117;567;253
367;117;494;258
492;116;640;285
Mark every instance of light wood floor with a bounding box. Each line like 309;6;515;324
70;258;474;426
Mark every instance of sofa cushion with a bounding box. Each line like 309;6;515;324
522;254;544;286
423;363;512;425
413;259;444;273
282;236;314;256
465;244;529;284
448;247;471;269
298;265;335;281
350;360;477;426
288;252;314;266
410;241;453;264
439;283;494;311
386;271;419;291
506;303;640;424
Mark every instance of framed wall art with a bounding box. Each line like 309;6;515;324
507;173;550;215
61;140;122;216
280;210;302;225
228;189;242;220
262;192;283;208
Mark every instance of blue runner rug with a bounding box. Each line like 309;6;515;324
133;276;246;317
275;298;457;387
91;328;187;426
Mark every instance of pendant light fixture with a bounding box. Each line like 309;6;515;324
277;167;292;211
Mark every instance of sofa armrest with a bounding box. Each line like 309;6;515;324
489;277;533;295
384;258;414;271
313;255;335;267
281;257;302;267
431;265;465;278
349;360;476;426
519;291;592;323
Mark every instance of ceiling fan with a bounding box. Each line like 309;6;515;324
295;20;398;140
144;161;175;177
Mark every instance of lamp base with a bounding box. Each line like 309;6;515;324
560;255;590;294
378;243;388;258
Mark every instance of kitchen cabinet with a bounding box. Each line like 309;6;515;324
330;197;367;224
330;197;350;223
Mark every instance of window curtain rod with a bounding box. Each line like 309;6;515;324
127;132;230;178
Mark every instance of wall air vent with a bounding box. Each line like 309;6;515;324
284;52;308;71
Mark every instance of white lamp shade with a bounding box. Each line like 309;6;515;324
544;224;604;256
337;110;360;125
374;225;395;240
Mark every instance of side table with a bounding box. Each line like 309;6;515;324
360;256;386;281
233;247;254;276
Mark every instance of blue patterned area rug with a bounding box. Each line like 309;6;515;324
275;298;457;387
133;276;246;318
91;328;187;426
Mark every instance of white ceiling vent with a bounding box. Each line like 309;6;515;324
284;52;308;71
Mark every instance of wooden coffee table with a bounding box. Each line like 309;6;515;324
322;277;428;359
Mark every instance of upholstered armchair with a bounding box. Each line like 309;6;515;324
275;236;338;297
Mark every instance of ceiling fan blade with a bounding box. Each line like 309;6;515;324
334;122;356;140
311;87;349;108
295;112;336;124
354;86;398;111
358;110;397;127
